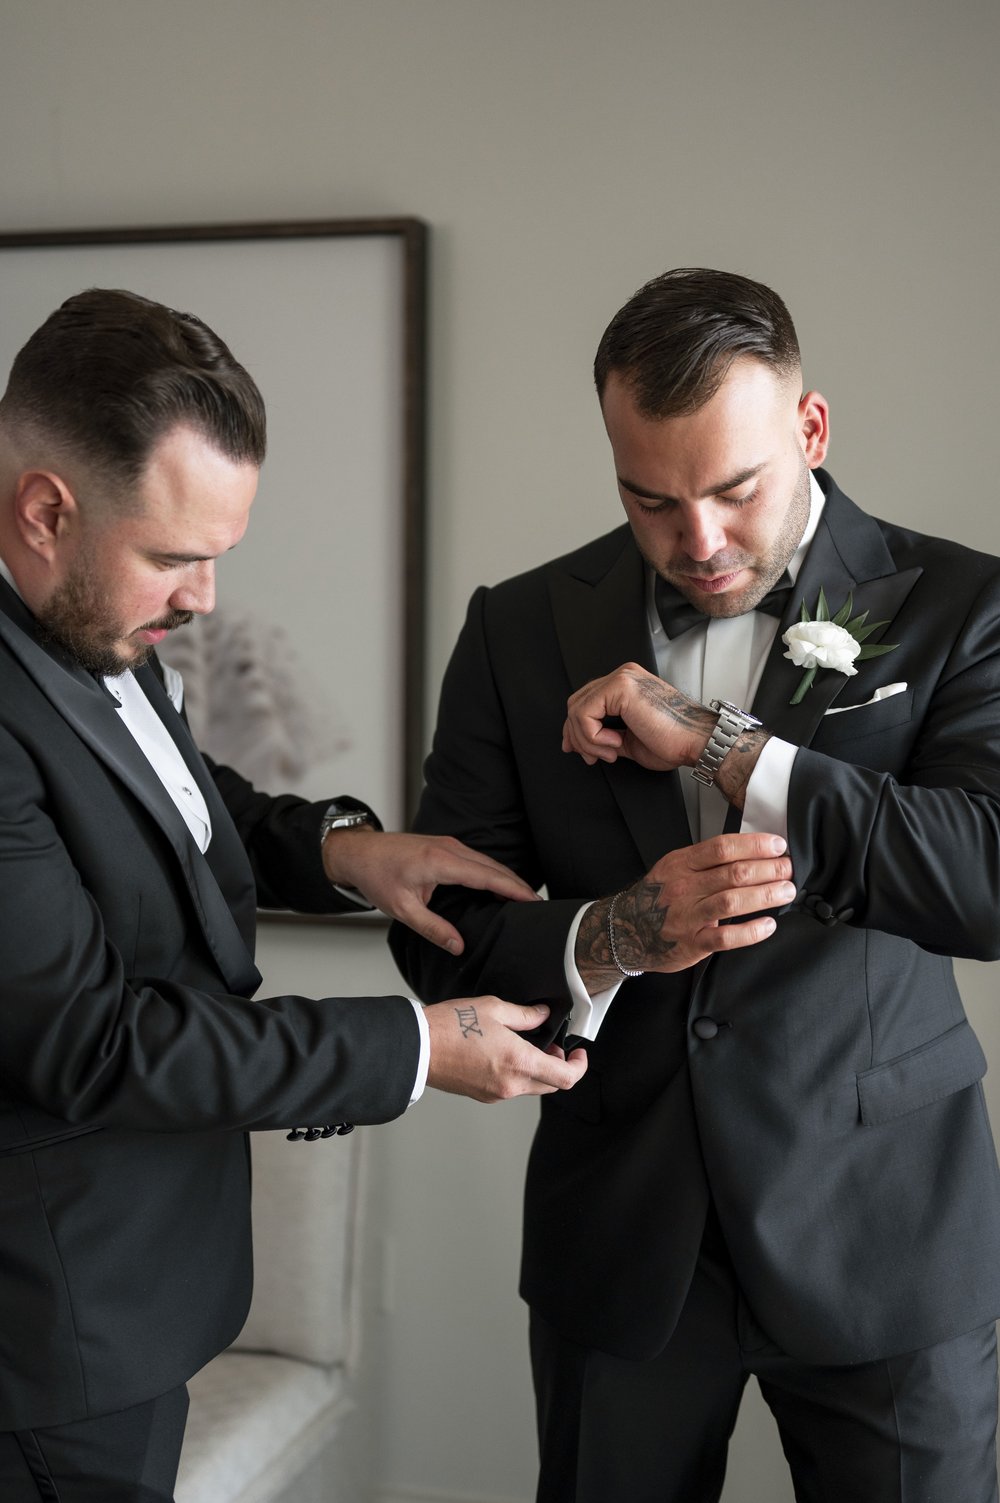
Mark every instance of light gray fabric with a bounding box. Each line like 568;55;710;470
233;1129;364;1367
176;1351;350;1503
177;1131;366;1502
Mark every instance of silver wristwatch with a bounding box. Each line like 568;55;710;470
320;808;373;842
319;800;382;904
690;699;763;789
319;798;382;848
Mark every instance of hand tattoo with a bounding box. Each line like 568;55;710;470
576;880;676;993
454;1005;483;1038
610;881;679;967
637;678;715;738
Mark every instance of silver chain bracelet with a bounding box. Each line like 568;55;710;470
607;890;645;977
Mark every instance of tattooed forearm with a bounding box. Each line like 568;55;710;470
637;679;716;738
575;881;677;994
715;728;771;809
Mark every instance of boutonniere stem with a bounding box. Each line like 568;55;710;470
782;587;899;705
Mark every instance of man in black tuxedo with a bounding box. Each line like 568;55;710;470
390;268;1000;1501
0;289;587;1501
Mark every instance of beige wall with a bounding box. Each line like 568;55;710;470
2;2;998;1499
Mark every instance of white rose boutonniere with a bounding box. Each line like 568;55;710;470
783;587;899;705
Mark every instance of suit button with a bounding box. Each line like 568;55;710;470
693;1016;719;1040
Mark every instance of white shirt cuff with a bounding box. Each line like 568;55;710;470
563;902;622;1042
408;999;430;1105
740;736;797;842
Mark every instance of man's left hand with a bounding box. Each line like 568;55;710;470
322;830;540;953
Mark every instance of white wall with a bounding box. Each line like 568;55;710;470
1;3;998;1499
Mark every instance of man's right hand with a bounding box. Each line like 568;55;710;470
424;998;587;1103
575;832;795;993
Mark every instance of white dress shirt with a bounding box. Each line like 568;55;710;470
563;474;825;1040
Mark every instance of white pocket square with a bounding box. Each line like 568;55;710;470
824;682;908;716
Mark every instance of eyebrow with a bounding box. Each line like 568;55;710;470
145;543;240;565
618;462;766;505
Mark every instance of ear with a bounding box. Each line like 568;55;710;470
796;390;830;469
13;469;80;564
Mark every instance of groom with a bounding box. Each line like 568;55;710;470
390;267;1000;1501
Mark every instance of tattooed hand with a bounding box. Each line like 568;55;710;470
562;663;769;805
423;998;588;1103
562;662;715;771
574;833;794;992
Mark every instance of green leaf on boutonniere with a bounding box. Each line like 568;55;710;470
857;641;900;659
831;593;855;628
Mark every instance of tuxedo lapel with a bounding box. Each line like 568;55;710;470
0;581;260;996
548;527;692;870
134;664;262;990
749;476;922;747
718;477;922;836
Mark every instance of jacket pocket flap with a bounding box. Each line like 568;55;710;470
857;1020;987;1126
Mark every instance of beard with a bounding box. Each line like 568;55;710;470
35;554;192;678
653;456;812;620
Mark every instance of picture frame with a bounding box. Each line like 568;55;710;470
0;219;428;910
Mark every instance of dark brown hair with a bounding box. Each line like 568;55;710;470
0;288;266;498
594;267;801;418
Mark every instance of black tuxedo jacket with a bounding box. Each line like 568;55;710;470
391;472;1000;1367
0;575;419;1431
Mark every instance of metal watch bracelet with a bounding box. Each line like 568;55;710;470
690;699;762;790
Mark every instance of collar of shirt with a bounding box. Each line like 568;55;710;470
0;553;19;596
0;550;212;853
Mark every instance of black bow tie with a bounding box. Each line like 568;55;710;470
654;571;794;640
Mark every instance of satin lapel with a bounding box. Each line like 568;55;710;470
548;528;691;871
0;592;260;996
722;480;922;833
135;664;262;995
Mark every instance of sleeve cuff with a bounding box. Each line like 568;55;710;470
563;902;622;1042
407;999;430;1105
740;736;797;842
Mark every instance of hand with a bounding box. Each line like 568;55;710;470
562;662;713;771
575;833;794;992
424;998;588;1103
322;830;539;954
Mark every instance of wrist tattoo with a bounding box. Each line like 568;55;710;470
608;890;644;976
611;881;679;967
717;728;770;809
454;1005;483;1038
577;880;677;986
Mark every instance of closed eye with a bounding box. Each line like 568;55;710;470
718;486;758;509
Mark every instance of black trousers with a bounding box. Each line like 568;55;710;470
531;1213;999;1503
0;1386;189;1503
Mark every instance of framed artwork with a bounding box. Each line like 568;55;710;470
0;218;428;868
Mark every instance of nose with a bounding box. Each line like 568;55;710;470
678;505;727;562
170;561;216;615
